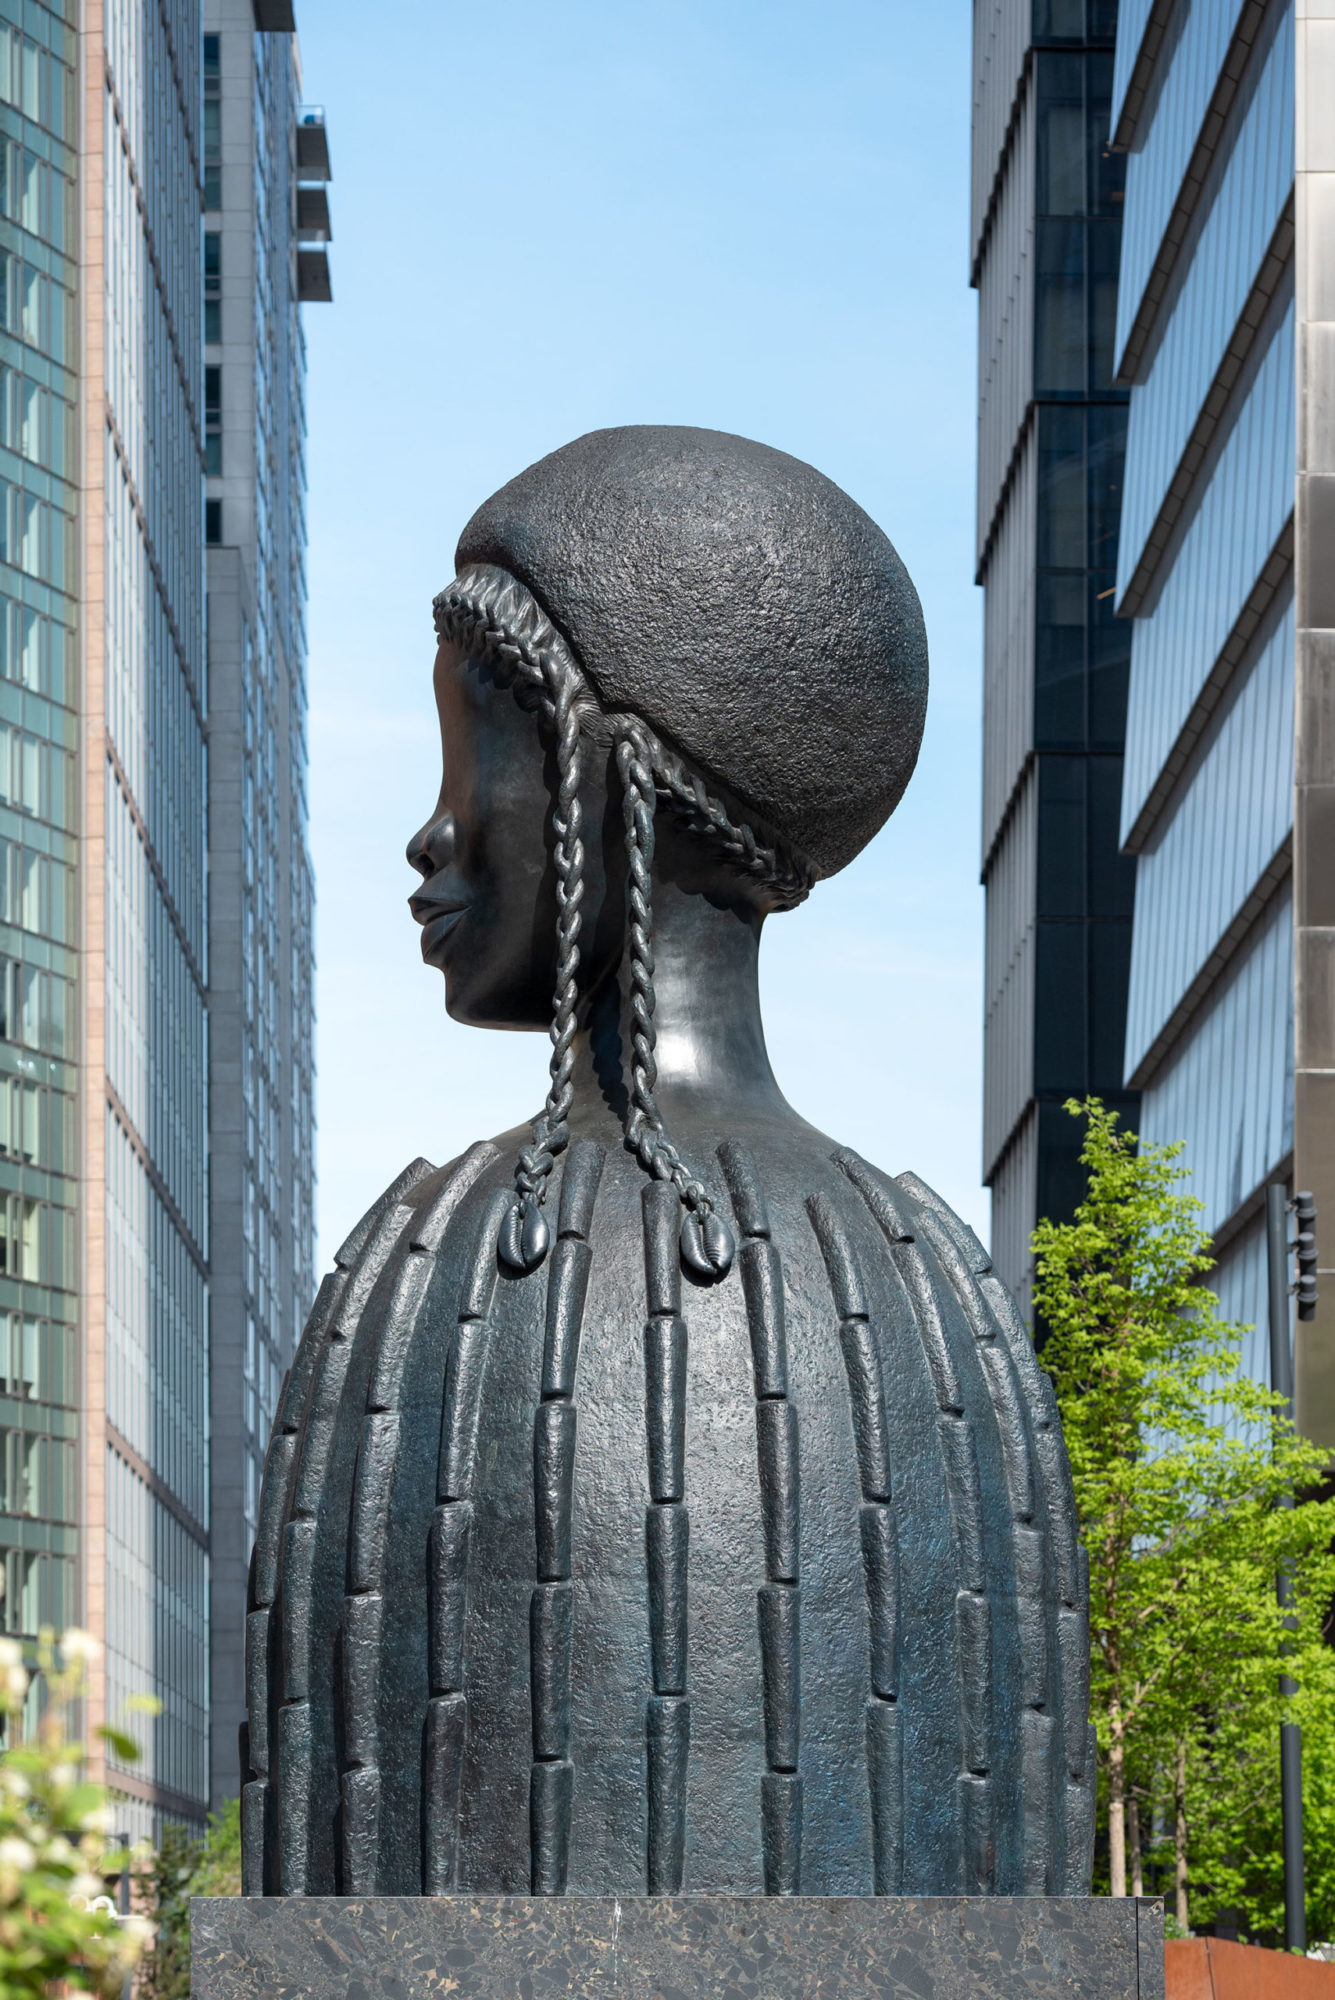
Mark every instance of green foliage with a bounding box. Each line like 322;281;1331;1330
0;1627;153;1999
138;1797;241;2000
1033;1098;1335;1916
1178;1640;1335;1941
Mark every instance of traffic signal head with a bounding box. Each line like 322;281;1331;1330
1294;1191;1318;1321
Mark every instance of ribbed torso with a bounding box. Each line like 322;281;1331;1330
242;1116;1094;1899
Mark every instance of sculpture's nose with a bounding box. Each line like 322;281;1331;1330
407;812;456;880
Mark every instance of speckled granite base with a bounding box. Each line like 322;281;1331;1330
190;1895;1165;1998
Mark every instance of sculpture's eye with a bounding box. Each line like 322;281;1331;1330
406;812;456;879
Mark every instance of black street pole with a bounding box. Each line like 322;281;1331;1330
1266;1182;1306;1955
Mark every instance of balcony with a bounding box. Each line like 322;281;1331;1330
296;186;331;242
296;107;330;182
297;248;332;303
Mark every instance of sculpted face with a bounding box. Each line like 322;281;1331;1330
407;640;558;1030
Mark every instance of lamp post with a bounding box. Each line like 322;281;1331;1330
1266;1182;1309;1955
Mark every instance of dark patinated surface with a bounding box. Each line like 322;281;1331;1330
190;1895;1165;1999
244;1143;1094;1899
457;426;929;880
246;427;1095;1903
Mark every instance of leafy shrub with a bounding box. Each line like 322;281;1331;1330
0;1627;153;1998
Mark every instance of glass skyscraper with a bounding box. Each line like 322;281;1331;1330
973;0;1139;1317
0;0;322;1833
0;0;83;1668
1108;0;1333;1430
202;0;322;1810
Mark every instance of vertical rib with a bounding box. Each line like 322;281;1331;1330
758;1585;800;1771
419;1184;509;1894
728;1148;803;1894
272;1163;434;1895
1059;1598;1092;1781
641;1179;689;1892
530;1582;574;1758
530;1760;574;1895
832;1152;999;1892
527;1143;604;1899
860;1504;900;1699
240;1777;268;1898
543;1238;593;1398
717;1137;772;1240
1061;1729;1098;1893
959;1771;995;1893
422;1693;467;1895
806;1189;902;1894
646;1502;688;1694
1021;1708;1055;1894
644;1315;687;1501
739;1238;788;1397
956;1588;992;1776
429;1500;472;1696
865;1699;903;1893
755;1400;800;1583
277;1699;313;1897
533;1402;576;1581
245;1611;270;1779
901;1172;1095;1896
647;1697;690;1893
761;1772;803;1895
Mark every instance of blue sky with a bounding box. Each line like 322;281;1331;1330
297;0;986;1266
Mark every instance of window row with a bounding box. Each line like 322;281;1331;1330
1035;51;1123;222
0;1310;74;1405
0;25;75;144
203;33;220;211
0;598;72;705
0;719;71;828
0;1069;72;1172
1037;403;1127;575
0;1427;72;1521
204;230;220;344
0;955;73;1057
0;835;70;942
0;250;70;367
0;474;72;588
204;363;220;474
0;362;72;479
0;140;72;253
0;1545;72;1635
0;1189;71;1287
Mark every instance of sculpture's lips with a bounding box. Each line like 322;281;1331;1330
409;892;467;966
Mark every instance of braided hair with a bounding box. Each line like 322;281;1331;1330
432;563;815;1282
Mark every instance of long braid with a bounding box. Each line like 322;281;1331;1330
617;729;735;1279
434;564;794;1280
500;653;585;1271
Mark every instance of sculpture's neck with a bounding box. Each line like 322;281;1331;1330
569;878;791;1138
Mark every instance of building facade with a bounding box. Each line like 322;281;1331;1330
0;0;86;1675
202;0;321;1809
0;0;321;1832
1108;0;1335;1425
973;0;1139;1317
79;0;209;1836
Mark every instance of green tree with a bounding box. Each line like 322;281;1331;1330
138;1796;240;2000
1179;1637;1335;1941
0;1626;153;1998
1032;1098;1335;1919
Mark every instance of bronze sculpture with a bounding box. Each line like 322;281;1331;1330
241;426;1093;1902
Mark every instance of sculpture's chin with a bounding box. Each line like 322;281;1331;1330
442;973;549;1034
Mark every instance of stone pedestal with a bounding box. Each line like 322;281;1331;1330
190;1894;1165;1998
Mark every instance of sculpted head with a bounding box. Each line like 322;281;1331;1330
407;424;929;1275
